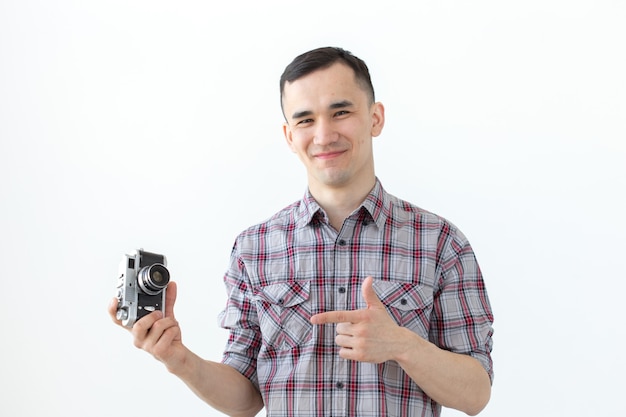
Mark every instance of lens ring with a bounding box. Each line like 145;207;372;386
138;264;170;295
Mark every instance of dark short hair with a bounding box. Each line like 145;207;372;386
279;47;376;112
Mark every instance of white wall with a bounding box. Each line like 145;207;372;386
1;1;624;416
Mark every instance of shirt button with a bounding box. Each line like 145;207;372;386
338;287;346;294
335;381;344;389
338;239;347;246
400;298;408;306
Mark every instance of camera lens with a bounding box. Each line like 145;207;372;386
137;264;170;295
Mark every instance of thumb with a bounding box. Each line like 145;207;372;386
362;276;384;309
164;281;178;319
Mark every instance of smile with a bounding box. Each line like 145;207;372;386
314;150;346;160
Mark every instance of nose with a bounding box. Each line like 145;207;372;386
313;118;339;146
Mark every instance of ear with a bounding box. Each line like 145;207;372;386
370;102;385;138
283;122;297;153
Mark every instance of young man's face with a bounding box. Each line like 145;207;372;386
282;62;385;193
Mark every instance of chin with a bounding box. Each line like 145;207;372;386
317;172;352;188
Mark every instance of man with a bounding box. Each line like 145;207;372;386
109;46;494;417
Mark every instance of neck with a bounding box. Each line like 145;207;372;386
309;176;376;231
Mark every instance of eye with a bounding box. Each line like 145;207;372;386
296;118;314;126
334;110;350;117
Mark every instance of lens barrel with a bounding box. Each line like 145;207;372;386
137;263;170;295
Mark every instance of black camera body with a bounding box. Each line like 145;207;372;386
116;249;170;328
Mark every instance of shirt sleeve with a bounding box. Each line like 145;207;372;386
218;240;262;389
430;223;495;383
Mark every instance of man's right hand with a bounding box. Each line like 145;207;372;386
108;281;264;416
108;281;187;373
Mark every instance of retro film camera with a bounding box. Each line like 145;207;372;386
115;249;170;328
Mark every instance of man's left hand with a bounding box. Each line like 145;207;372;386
310;276;405;363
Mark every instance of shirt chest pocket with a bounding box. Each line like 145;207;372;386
253;281;313;351
373;280;434;339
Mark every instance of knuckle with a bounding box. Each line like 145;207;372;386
133;319;148;333
150;319;164;332
132;337;144;350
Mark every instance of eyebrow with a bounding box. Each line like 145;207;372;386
290;100;355;120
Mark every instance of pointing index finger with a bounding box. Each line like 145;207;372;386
310;310;359;325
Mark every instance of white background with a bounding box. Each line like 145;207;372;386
1;1;624;416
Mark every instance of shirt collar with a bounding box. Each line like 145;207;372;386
296;178;391;229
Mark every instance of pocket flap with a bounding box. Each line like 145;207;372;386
255;281;311;307
373;280;432;311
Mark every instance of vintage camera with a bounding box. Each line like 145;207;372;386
115;249;170;328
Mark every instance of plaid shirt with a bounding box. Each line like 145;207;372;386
219;179;494;417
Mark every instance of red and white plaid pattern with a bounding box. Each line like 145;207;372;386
219;179;494;417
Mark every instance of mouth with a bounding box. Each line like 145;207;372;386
313;150;346;160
